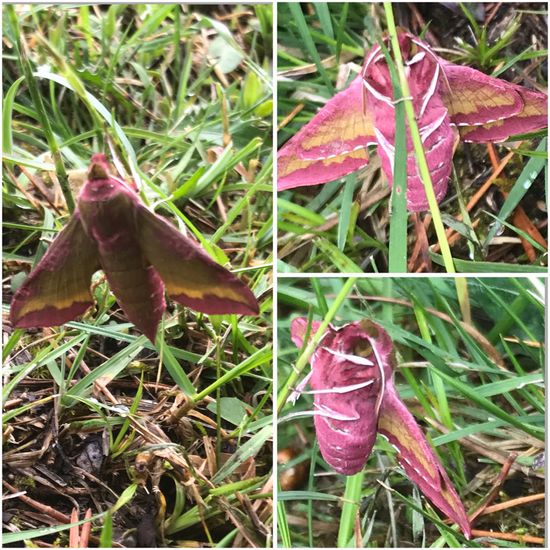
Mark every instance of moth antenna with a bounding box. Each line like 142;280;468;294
409;36;450;115
418;62;440;118
411;35;452;98
370;341;386;417
362;43;395;108
303;379;375;395
362;43;381;75
391;96;414;105
405;51;426;66
110;174;136;193
289;370;313;404
278;408;359;424
410;35;441;65
315;402;360;422
363;77;394;108
320;347;375;366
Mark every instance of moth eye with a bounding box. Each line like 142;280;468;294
359;320;379;339
354;341;373;358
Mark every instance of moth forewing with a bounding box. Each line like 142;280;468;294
377;382;471;538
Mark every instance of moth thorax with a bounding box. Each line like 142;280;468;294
79;191;137;246
80;177;126;203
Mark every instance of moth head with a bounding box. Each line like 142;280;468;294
80;154;138;205
357;319;394;375
88;153;111;181
397;30;414;59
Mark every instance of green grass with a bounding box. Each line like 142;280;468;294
3;4;272;547
277;2;548;272
277;277;544;547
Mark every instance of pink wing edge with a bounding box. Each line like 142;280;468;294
278;76;377;190
10;213;99;329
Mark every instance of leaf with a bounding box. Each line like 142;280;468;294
207;397;248;426
208;35;244;73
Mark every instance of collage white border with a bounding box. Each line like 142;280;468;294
1;1;547;547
